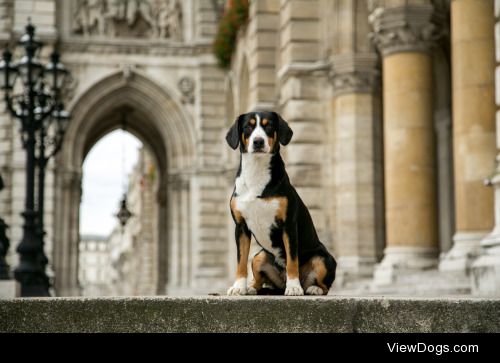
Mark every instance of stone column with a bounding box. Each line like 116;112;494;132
471;0;500;296
370;1;441;284
440;0;496;274
329;0;384;281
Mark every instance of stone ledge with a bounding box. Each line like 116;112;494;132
0;296;499;333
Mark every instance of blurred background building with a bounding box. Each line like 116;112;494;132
0;0;499;297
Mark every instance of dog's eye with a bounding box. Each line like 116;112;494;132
265;125;273;133
244;125;252;133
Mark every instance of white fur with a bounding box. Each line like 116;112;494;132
227;277;247;295
285;277;304;296
305;286;324;295
248;114;271;154
234;153;284;264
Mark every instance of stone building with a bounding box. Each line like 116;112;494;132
0;0;499;296
78;235;110;296
224;0;500;296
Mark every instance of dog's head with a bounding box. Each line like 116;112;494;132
225;111;293;154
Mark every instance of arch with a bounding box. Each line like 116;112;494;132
52;69;196;296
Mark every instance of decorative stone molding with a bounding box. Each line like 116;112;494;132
72;0;183;40
369;3;445;56
178;76;195;104
60;40;211;56
330;54;380;96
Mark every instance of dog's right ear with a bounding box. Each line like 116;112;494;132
226;114;244;150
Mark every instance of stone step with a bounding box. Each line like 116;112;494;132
1;296;499;332
336;269;473;297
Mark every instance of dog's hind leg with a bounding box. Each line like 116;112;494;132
248;250;285;295
301;256;334;295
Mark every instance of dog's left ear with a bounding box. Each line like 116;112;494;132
275;113;293;146
226;114;244;150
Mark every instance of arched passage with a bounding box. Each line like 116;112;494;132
52;70;196;296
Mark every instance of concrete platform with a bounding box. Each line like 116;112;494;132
1;296;499;333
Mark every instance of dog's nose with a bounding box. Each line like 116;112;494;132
253;138;265;149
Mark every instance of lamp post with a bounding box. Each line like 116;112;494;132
0;20;71;296
0;173;10;280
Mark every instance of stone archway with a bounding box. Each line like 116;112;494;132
52;69;196;296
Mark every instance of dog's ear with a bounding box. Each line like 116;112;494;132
275;113;293;146
226;114;244;150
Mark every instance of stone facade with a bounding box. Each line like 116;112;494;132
78;235;110;296
0;0;499;296
0;0;229;296
225;0;498;296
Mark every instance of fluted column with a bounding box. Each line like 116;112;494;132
471;0;500;296
440;0;496;275
370;1;441;284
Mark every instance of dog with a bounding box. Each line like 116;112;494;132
225;111;337;296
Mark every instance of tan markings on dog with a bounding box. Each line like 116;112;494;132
230;197;243;224
251;251;286;290
262;196;287;222
299;259;314;286
251;251;268;290
267;131;277;149
283;231;299;280
312;256;328;294
236;233;251;279
241;132;249;147
249;118;256;126
262;118;268;126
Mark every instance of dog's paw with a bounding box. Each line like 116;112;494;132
227;278;248;295
285;278;304;296
305;286;324;295
247;286;257;295
227;286;247;295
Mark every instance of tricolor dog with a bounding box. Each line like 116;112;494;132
226;111;337;296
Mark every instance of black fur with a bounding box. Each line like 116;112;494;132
228;111;337;294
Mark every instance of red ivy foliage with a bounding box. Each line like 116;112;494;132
213;0;249;69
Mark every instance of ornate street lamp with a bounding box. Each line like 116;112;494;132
116;194;133;228
0;174;10;280
0;20;71;296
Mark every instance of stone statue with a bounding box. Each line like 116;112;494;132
158;0;182;40
73;0;108;36
72;0;183;40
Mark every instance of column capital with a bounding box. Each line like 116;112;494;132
330;53;380;96
369;2;446;56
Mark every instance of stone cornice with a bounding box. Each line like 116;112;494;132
369;4;444;56
60;38;213;56
330;53;380;96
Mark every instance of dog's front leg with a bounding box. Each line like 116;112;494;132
283;224;304;296
227;223;251;295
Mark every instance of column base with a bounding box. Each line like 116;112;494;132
470;227;500;296
373;246;438;286
0;280;20;298
335;256;377;286
470;246;500;296
439;231;486;275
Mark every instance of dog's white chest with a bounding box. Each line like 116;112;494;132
235;196;279;253
234;154;282;257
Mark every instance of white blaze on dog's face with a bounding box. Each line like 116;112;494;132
247;114;271;154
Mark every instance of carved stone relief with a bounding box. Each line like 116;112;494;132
72;0;183;40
